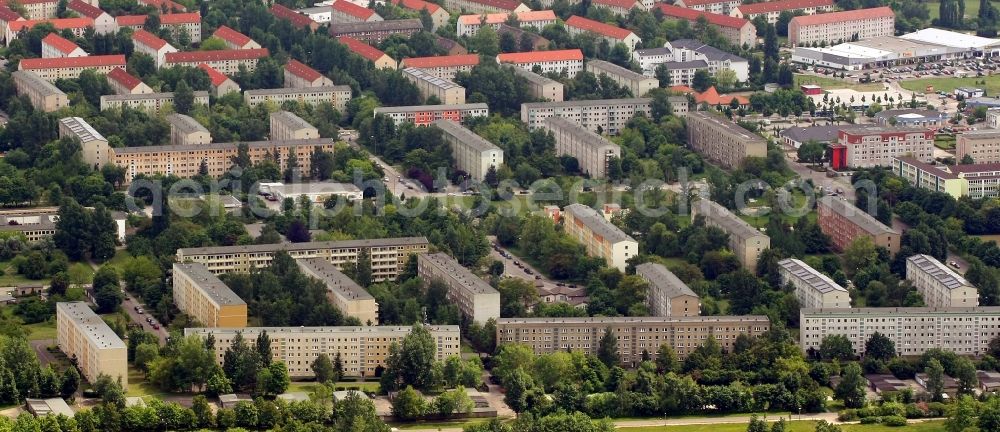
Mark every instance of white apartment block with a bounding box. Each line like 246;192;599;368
585;60;658;97
164;48;269;74
14;0;62;20
270;111;319;141
789;6;895;46
497;49;584;77
834;127;934;169
402;67;466;105
13;70;68;112
132;29;177;68
297;258;379;326
691;199;770;271
67;0;115;34
167;113;211;146
455;10;557;37
243;86;353;111
521;98;653;135
635;262;700;317
186;325;460;378
100;91;210;113
442;0;531;15
433;119;503;181
41;33;85;58
417;253;500;324
778;258;851;309
540;115;621;179
633;39;750;82
730;0;834;24
57;302;128;389
511;67;564;102
675;0;740;15
172;262;248;328
800;307;1000;356
18;55;126;82
59;116;109;167
906;254;979;308
398;54;479;80
562;203;637;271
374;103;489;126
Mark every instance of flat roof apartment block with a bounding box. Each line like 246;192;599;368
511;66;564;102
562;203;637;271
270;110;319;141
521;98;652;135
12;71;68;112
56;302;128;389
297;258;379;325
374;103;489;126
585;60;658;97
100;91;209;113
691;199;770;270
402;67;466;105
167;113;211;146
831;127;934;169
957;130;1000;164
686;111;767;169
635;262;699;317
244;86;353;111
433;119;503;181
497;315;770;366
59;116;109;167
172;262;248;328
417;253;500;324
906;254;978;308
186;325;460;378
540;116;621;179
778;258;850;309
817;196;900;254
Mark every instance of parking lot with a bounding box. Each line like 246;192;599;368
803;57;1000;82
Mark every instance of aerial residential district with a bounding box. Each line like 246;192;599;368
3;0;1000;431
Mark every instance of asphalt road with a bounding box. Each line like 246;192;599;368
486;236;587;301
122;293;168;345
30;339;58;367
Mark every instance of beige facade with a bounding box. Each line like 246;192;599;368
12;70;68;112
18;55;125;82
497;315;770;365
56;302;128;389
778;258;851;309
186;325;460;378
957;130;1000;164
692;199;770;271
402;67;466;105
417;253;501;324
100;91;209;113
442;0;531;14
172;263;248;328
636;262;700;317
540;116;621;179
433;119;503;181
59;116;109;168
562;203;638;271
686;111;767;169
496;50;584;77
788;7;895;46
270;111;319;141
177;237;430;282
511;67;563;102
374;103;490;126
17;0;60;20
521;98;653;135
297;258;379;326
167;113;211;146
244;86;352;111
164;48;268;74
906;254;979;308
800;307;1000;356
585;60;658;97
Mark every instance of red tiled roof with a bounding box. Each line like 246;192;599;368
0;6;21;22
392;0;441;14
41;33;80;54
20;54;125;70
115;15;146;26
565;15;634;40
212;25;252;47
332;0;378;19
337;36;389;62
400;54;480;68
680;0;733;5
951;162;1000;174
138;0;186;12
497;49;583;63
67;0;106;19
284;59;324;81
132;29;168;50
672;85;749;105
197;63;230;86
165;48;269;63
458;10;556;25
789;6;893;25
270;4;317;29
106;67;143;90
9;17;93;32
656;4;750;29
736;0;832;15
593;0;641;9
160;12;200;24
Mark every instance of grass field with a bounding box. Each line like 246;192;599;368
391;418;493;430
899;75;1000;96
794;74;884;92
286;381;380;393
935;136;956;150
617;420;947;432
125;366;171;398
926;0;1000;20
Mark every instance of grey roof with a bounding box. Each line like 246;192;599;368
101;91;208;102
433;119;501;152
818;196;898;236
270;110;317;131
564;203;636;244
56;302;127;349
0;214;56;232
402;67;463;91
693;198;765;241
59;117;106;143
177;236;429;256
635;262;697;298
330;18;422;35
801;306;1000;316
688;111;765;143
375;103;488;113
956;129;1000;139
420;252;499;295
541;115;620;152
634;47;672;56
297;6;330;14
173;263;246;306
586;59;651;81
260;182;362;195
660;60;709;70
779;124;876;143
297;258;375;301
25;398;74;417
244;85;351;96
670;39;747;63
167;113;209;135
12;71;66;97
497;315;770;324
778;258;847;293
185;324;459;336
112;138;335;154
511;66;560;86
523;97;651;109
906;254;975;291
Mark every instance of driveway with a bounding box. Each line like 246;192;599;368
30;339;58;367
121;293;168;345
486;237;588;306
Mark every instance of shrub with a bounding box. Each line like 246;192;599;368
882;415;907;426
859;416;881;424
838;410;859;422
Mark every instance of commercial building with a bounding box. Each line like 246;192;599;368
691;199;770;270
329;19;423;43
399;54;480;80
799;307;1000;356
13;70;68;112
176;237;430;281
7;18;93;46
402;67;466;105
59;116;109;167
958;130;1000;164
562;203;637;271
393;0;450;30
521;98;653;134
817;196;900;254
164;48;270;74
873;109;948;127
496;315;770;365
198;64;241;97
106;67;152;95
585;60;658;96
18;54;125;82
115;12;201;42
417;253;500;323
656;4;756;48
789;6;895;46
338;36;396;69
258;182;364;204
497;49;584;77
443;0;531;14
828;127;933;170
686;111;767;169
100;91;210;113
270;111;319;141
41;33;85;58
456;10;557;36
56;302;128;389
172;262;248;328
730;0;834;23
186;325;460;378
168;113;211;146
244;86;353;111
434;119;503;181
374;103;489;126
212;25;261;50
271;3;320;32
297;258;379;325
778;258;851;309
511;66;563;102
565;15;641;52
635;262;700;317
132;29;176;68
67;0;114;34
906;254;978;308
540;116;621;179
792;29;992;71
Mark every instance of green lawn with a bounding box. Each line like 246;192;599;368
0;259;49;286
794;74;884;92
104;250;134;272
926;0;1000;20
125;367;171;398
935;136;956;150
899;75;1000;96
391;418;493;430
618;420;946;432
286;381;380;393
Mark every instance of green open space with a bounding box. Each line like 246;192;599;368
935;135;956;150
899;75;1000;96
794;74;884;92
926;0;1000;20
617;420;946;432
286;381;380;393
391;418;494;430
125;366;171;398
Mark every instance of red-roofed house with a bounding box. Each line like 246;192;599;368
164;48;269;74
116;12;201;42
593;0;647;16
392;0;449;30
671;85;749;108
198;63;241;96
132;29;177;68
67;0;115;34
789;6;894;46
270;3;319;31
212;25;261;50
106;67;153;95
338;36;397;69
657;4;755;47
284;59;334;88
41;33;85;58
674;0;740;15
456;10;557;37
443;0;530;14
564;15;641;52
6;18;93;46
18;54;125;81
399;54;480;79
138;0;187;13
0;6;23;43
731;0;834;23
330;0;383;24
497;49;583;76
